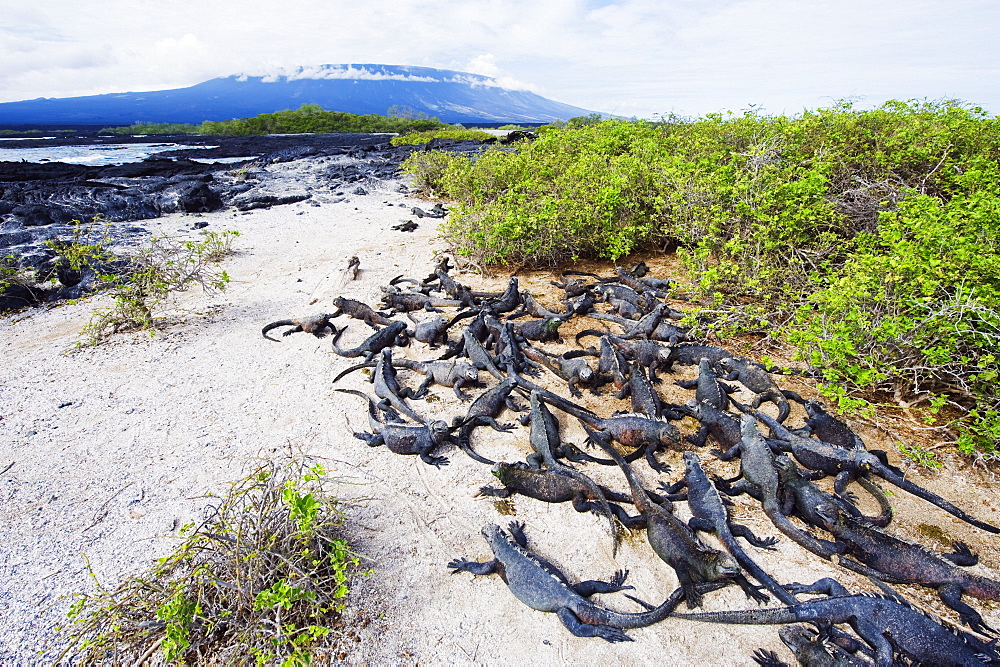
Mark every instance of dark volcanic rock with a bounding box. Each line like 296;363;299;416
0;133;490;311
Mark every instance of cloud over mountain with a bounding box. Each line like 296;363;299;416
0;63;597;126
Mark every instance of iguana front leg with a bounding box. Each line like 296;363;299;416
352;431;384;447
572;569;634;597
555;608;632;643
728;522;780;550
447;557;498;576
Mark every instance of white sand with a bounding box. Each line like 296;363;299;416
2;163;998;664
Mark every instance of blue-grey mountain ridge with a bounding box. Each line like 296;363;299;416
0;64;600;126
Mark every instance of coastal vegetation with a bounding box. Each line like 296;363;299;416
402;99;1000;459
46;217;239;347
58;458;364;664
100;104;448;136
390;128;496;145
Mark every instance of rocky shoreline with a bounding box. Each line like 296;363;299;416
0;133;482;311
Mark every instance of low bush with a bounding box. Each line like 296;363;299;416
57;458;365;664
404;99;1000;458
44;218;239;347
390;128;496;146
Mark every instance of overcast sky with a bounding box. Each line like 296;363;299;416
2;0;997;119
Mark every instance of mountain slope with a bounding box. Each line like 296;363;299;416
0;64;599;125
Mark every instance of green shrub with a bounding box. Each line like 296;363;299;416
57;458;364;664
390;129;495;146
45;218;240;347
408;99;1000;457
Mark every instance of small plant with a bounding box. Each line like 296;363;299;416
47;220;241;347
57;458;365;664
898;442;943;469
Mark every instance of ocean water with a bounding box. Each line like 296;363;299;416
0;142;222;166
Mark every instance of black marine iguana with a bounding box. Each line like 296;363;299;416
448;522;687;642
754;411;1000;535
661;451;792;606
718;357;804;424
332;355;480;400
261;313;335;341
774;454;893;531
674;577;1000;667
585;426;760;607
814;502;1000;635
520;345;597;397
716;414;843;559
752;624;870;667
336;388;451;467
521;382;680;473
330;296;393;329
674;357;740;411
451;376;523;464
331;320;409;362
477;463;639;526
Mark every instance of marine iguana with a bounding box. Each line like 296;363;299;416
522;382;680;473
506;292;568;321
332;354;481;400
448;522;688;642
451;376;523;464
482;277;522;314
753;624;870;667
615;364;682;420
477;463;639;525
813;502;1000;635
520;345;597;397
800;400;902;475
774;454;893;531
674;577;1000;667
405;313;451;348
674;357;740;411
716;414;843;558
550;275;591;299
663;343;737;371
261;313;335;341
458;328;507;381
336;388;451;467
338;256;360;286
718;357;804;424
366;348;425;423
754;411;1000;535
331;320;409;362
661;451;792;606
330;296;393;329
379;288;463;314
429;268;476;308
675;398;743;450
586;426;758;608
575;330;674;383
523;390;620;548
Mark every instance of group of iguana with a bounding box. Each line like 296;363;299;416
261;255;1000;665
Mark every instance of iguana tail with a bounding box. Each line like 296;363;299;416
673;606;799;626
261;319;294;342
332;361;376;383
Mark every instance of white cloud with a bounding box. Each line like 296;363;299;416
0;0;998;117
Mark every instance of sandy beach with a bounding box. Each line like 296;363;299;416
2;162;999;664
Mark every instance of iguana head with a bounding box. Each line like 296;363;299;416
455;362;479;382
814;502;841;530
774;454;799;481
803;400;826;418
481;523;506;549
682;450;700;474
707;551;741;579
428;420;451;441
656;423;681;446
